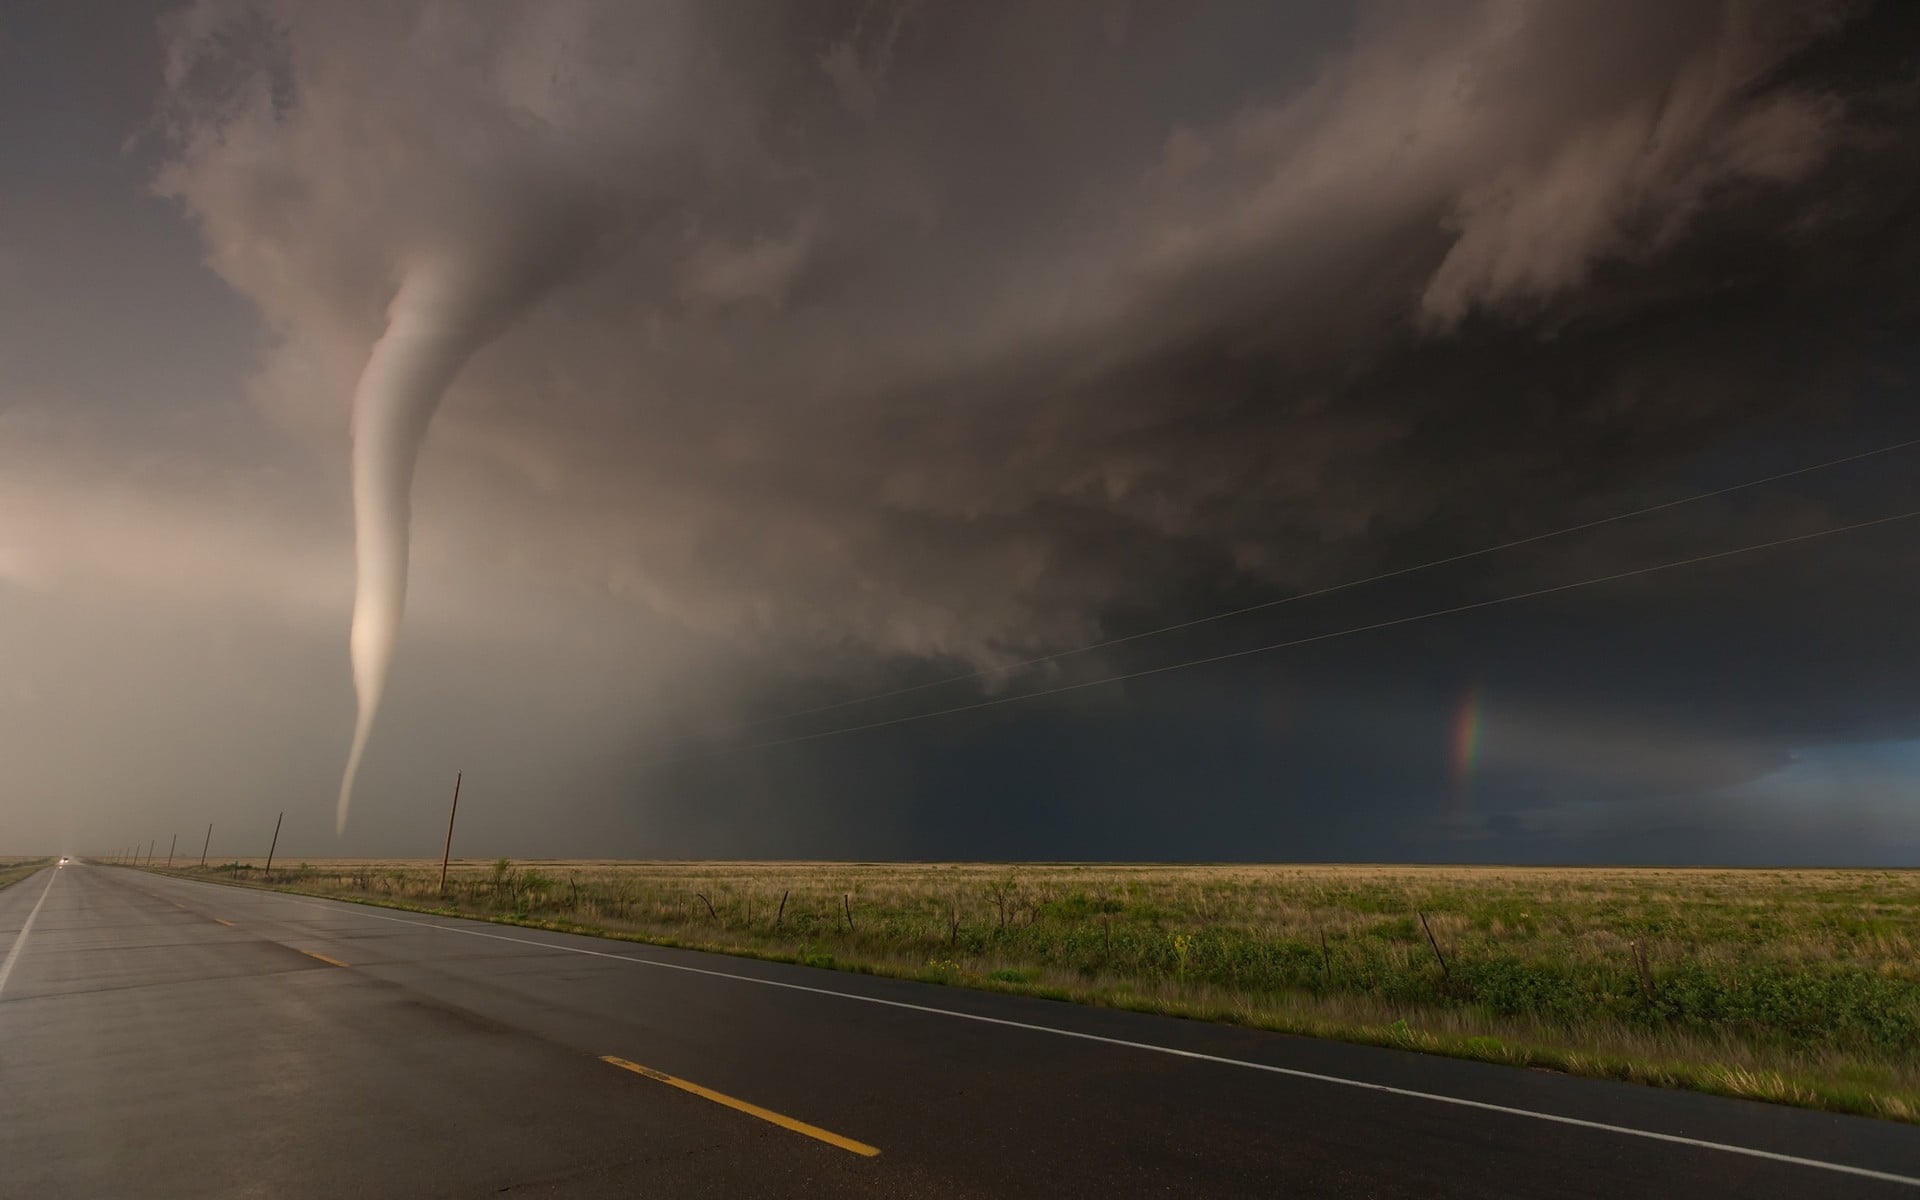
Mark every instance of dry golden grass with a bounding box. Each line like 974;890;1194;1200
0;857;52;891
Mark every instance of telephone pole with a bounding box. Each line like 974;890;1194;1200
439;772;463;896
263;812;283;880
201;823;213;868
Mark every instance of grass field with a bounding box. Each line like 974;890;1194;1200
0;858;52;891
150;858;1920;1122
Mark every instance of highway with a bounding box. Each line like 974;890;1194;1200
3;862;1918;1198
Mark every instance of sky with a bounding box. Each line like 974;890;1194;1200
3;0;1918;865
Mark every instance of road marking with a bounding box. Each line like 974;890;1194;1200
601;1055;880;1157
301;951;349;968
171;881;1920;1190
174;902;188;910
212;918;235;927
0;868;57;997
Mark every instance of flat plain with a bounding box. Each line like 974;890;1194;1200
0;857;50;891
152;858;1920;1122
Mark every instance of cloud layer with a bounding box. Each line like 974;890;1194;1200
6;0;1917;857
151;1;1909;668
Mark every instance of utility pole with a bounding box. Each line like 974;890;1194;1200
201;823;213;868
439;771;462;897
166;834;177;868
263;811;283;880
146;839;154;866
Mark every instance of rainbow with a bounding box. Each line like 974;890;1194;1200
1450;684;1484;819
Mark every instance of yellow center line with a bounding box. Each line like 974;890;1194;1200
302;951;350;968
599;1056;880;1158
212;918;235;927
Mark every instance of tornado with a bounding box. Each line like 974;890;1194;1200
337;253;548;833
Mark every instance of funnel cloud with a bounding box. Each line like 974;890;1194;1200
340;256;557;831
6;1;1919;864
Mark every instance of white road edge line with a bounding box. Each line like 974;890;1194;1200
169;876;1920;1189
0;867;58;997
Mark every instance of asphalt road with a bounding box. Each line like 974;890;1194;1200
3;863;1918;1198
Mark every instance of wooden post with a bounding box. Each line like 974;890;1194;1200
1633;940;1655;1008
1418;911;1451;982
201;823;213;868
167;834;177;868
439;772;462;897
775;889;788;927
263;812;283;880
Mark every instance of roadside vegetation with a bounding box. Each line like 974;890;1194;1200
0;857;53;891
155;858;1920;1122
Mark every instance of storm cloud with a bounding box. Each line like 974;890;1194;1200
3;0;1918;860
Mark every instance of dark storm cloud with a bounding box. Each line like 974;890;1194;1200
6;0;1918;857
152;0;1913;661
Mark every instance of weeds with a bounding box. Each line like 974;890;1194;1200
0;858;52;891
152;857;1920;1121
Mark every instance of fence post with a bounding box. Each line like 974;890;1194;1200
1418;911;1451;982
1632;940;1655;1008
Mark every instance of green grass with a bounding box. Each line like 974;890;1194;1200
0;858;53;891
153;859;1920;1122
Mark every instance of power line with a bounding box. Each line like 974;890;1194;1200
730;434;1920;734
654;505;1920;765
